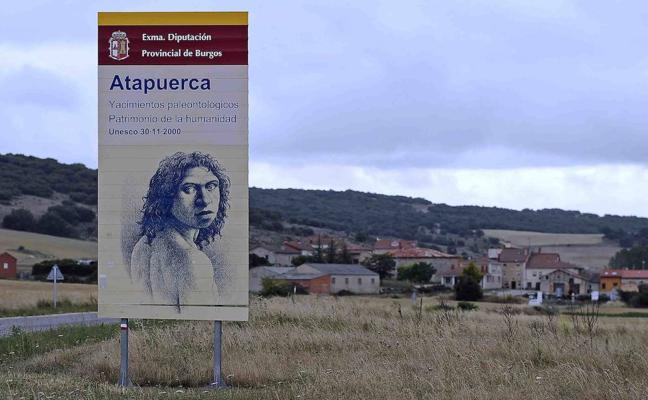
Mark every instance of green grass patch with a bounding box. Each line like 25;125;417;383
0;298;97;317
0;323;117;363
564;311;648;318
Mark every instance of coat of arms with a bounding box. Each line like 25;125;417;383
109;31;129;61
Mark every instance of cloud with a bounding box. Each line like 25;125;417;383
0;66;79;108
2;0;648;216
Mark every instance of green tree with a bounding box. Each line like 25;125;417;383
455;262;483;301
2;209;36;231
610;245;648;269
326;239;337;263
35;211;75;238
291;255;314;267
361;254;396;280
397;262;436;283
339;243;352;264
314;235;324;263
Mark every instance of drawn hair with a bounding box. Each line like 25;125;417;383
138;151;230;249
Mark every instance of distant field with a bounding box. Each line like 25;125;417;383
545;244;620;270
484;229;619;268
0;228;97;272
0;280;96;309
484;229;605;246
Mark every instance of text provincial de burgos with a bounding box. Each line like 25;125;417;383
142;33;213;43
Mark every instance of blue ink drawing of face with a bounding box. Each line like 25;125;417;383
171;167;221;229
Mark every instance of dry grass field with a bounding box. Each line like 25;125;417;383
484;229;619;268
483;229;605;246
0;279;96;310
0;228;97;273
3;295;648;399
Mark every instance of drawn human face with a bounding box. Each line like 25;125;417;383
171;167;221;229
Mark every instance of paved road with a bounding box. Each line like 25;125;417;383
0;312;120;336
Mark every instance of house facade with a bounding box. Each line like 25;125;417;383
494;248;528;290
539;269;599;296
294;263;380;294
0;252;17;279
525;252;580;290
600;269;648;292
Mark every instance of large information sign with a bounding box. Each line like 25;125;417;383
98;12;248;320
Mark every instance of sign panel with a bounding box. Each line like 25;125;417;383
98;12;249;320
47;265;64;281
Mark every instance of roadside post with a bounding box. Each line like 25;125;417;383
46;264;64;308
97;12;250;388
119;319;129;387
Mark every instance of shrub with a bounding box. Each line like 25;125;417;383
32;259;97;283
619;285;648;308
457;301;478;311
35;212;76;238
260;278;293;297
2;209;36;231
397;262;436;283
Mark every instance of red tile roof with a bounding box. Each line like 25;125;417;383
281;241;312;252
601;269;648;279
497;248;528;263
374;239;417;250
389;247;458;259
526;252;577;269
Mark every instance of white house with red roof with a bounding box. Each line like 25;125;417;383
524;251;581;290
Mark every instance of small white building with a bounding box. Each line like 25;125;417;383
295;263;380;294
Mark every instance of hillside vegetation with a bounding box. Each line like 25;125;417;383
3;154;648;246
251;188;648;240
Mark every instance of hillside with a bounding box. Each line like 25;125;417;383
250;188;648;240
2;153;648;249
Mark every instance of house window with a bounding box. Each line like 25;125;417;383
602;282;606;290
345;278;349;285
2;263;7;270
332;277;336;284
358;278;362;284
371;278;375;284
613;282;618;287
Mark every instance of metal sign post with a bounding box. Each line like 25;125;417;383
118;319;129;387
46;265;64;308
210;320;226;388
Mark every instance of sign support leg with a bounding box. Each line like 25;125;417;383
210;320;226;388
118;318;129;387
53;276;57;308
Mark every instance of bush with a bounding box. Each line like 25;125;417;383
397;262;436;283
32;259;97;283
35;212;76;238
457;301;478;311
429;302;454;311
482;295;525;304
619;285;648;308
2;209;36;231
260;278;294;297
455;278;483;301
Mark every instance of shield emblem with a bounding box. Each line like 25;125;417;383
109;31;129;61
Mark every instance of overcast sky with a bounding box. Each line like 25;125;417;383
1;1;648;217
